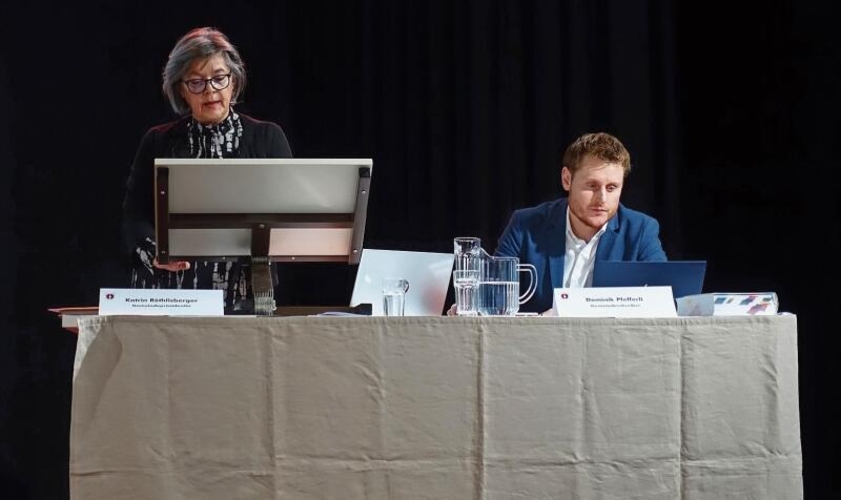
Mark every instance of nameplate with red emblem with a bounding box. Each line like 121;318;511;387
553;286;677;318
98;288;224;316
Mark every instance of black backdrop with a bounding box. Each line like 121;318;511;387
1;1;838;498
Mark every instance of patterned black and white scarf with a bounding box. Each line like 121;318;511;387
130;107;252;312
186;107;244;158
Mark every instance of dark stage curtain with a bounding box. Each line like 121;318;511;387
1;1;837;498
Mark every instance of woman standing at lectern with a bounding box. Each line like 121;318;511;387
122;27;292;311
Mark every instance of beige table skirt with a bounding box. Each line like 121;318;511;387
70;315;802;499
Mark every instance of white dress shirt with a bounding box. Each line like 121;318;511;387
562;208;608;288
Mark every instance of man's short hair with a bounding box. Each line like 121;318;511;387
563;132;631;177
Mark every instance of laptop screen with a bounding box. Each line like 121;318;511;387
350;249;455;316
591;261;707;299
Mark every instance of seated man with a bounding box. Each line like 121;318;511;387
495;132;667;313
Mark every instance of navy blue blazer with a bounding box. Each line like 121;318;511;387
495;198;668;313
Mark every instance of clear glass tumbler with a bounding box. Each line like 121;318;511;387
382;277;410;316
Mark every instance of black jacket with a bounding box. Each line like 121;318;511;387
121;113;292;255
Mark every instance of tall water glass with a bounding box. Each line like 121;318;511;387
453;237;482;316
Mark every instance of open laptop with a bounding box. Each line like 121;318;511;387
350;249;455;316
591;261;707;299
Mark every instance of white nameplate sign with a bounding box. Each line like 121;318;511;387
553;286;677;318
98;288;224;316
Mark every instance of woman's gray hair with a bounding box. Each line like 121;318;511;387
162;27;246;115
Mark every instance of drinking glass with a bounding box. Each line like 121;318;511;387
453;237;482;316
382;277;410;316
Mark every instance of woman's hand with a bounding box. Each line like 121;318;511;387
153;258;191;272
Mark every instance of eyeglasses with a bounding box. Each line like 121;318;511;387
182;73;232;94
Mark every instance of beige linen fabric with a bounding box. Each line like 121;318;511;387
71;315;802;499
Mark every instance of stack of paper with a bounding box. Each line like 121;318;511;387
48;306;99;332
676;292;779;317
